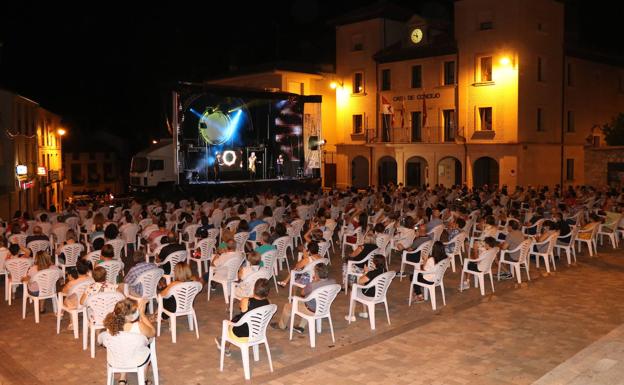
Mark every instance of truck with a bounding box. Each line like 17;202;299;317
129;138;176;190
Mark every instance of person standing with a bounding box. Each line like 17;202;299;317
214;152;222;182
248;152;257;180
276;154;284;179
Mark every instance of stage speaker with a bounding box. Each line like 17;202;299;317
308;135;319;150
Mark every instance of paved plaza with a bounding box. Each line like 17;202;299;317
1;244;624;385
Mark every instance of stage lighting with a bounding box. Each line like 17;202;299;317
223;150;237;166
198;108;242;145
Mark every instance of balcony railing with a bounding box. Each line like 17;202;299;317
365;126;455;144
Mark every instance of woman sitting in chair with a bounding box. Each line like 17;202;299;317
277;241;322;288
159;262;200;320
22;250;60;308
412;241;447;303
345;254;386;321
100;298;155;385
215;278;271;357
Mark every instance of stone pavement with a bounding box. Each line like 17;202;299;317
1;243;623;385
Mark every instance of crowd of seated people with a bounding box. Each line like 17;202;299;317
0;184;623;383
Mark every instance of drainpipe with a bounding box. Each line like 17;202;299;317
560;45;566;188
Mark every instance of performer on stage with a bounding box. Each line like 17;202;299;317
214;152;223;182
248;151;257;180
276;154;284;179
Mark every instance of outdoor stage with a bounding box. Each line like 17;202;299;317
167;177;320;199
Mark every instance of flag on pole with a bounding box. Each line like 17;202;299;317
381;95;394;127
400;98;406;129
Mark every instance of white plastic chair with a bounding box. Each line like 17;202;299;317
259;250;280;292
9;233;27;248
189;238;216;277
158;250;187;285
341;227;362;258
86;250;102;267
399;241;433;281
56;243;84;280
597;216;620;249
57;278;94;338
576;224;599;257
27;240;51;255
290;219;305;248
288;258;329;302
522;219;545;236
219;304;277;380
84;292;126;358
444;231;467;272
229;268;272;319
272;236;291;272
102;333;158;385
343;248;378;295
157;281;202;343
409;259;451;310
234;232;250;253
459;247;498;296
290;284;341;348
123;268;164;314
555;226;579;266
5;258;32;305
121;223;140;256
530;233;558;273
105;239;126;260
498;239;533;284
247;223;269;249
207;253;244;303
427;224;444;242
22;268;61;323
347;271;395;330
100;260;125;285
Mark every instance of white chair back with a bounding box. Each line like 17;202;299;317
167;281;202;314
86;292;125;324
31;268;62;297
135;268;164;299
238;304;277;343
260;250;277;273
368;271;396;302
60;243;84;266
273;236;290;260
196;238;216;260
102;331;149;368
448;232;467;255
100;260;124;284
310;284;341;316
234;232;250;252
516;239;533;265
6;258;32;281
9;234;27;248
206;228;220;241
163;250;187;277
86;250;102;266
225;220;240;233
428;225;445;242
105;239;125;260
121;223;140;244
431;259;451;285
28;240;51;255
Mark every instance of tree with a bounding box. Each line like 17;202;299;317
602;113;624;146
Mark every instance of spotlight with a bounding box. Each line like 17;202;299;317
499;56;511;66
152;139;158;144
223;150;237;166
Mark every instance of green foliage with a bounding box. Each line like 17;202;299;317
602;113;624;146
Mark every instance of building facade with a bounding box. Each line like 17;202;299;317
62;151;123;197
207;0;624;189
0;89;64;220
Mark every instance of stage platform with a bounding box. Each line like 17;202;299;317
141;177;321;201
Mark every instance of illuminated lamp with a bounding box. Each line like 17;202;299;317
499;56;511;66
223;150;237;166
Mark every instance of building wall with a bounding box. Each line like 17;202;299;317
63;152;122;196
584;147;624;188
36;108;64;211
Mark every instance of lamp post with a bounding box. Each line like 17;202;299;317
56;127;66;207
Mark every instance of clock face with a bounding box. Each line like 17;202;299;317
411;28;423;44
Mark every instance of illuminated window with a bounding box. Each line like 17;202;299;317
566;159;574;181
479;107;492;131
353;72;364;94
352;114;363;134
381;69;391;91
411;65;422;88
537;108;544;132
443;61;455;85
480;56;492;82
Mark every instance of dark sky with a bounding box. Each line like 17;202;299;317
0;0;621;154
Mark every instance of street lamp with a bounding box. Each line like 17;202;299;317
57;128;66;136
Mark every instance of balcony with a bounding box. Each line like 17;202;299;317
365;126;454;144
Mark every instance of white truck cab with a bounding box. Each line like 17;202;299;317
130;139;175;190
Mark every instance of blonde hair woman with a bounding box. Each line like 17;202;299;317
22;250;59;297
159;262;199;319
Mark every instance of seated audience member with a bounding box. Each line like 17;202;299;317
158;262;200;320
345;254;386;321
412;241;448;303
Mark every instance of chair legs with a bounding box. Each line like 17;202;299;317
367;303;376;330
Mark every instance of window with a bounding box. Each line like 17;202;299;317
480;56;492;82
381;69;391;91
479;21;493;30
566;159;574;181
352;114;363;134
72;152;79;161
87;163;99;183
537;108;544;132
443;61;455;85
567;110;575;133
411;65;422;88
411;111;422;142
567;63;573;86
351;35;364;51
103;162;115;181
353;72;364;94
619;73;624;93
443;109;455;142
71;164;83;185
537;57;544;82
479;107;493;131
149;159;164;172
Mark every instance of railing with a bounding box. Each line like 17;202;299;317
365;126;454;144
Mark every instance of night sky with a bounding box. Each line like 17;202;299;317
0;0;621;155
